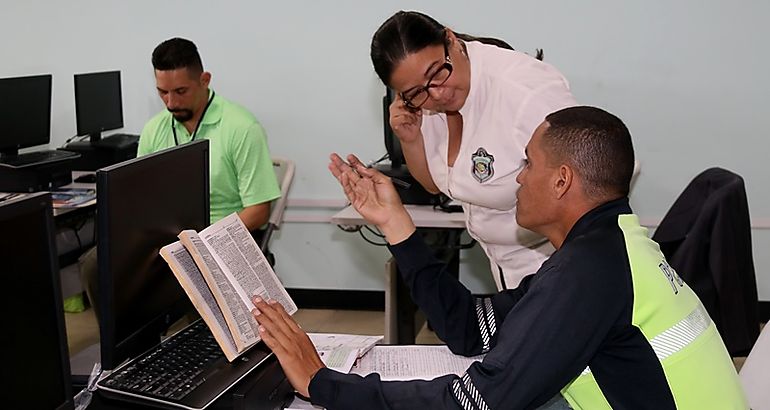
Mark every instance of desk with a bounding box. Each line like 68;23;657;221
332;204;465;229
331;205;468;345
53;170;97;218
52;171;97;269
1;172;97;266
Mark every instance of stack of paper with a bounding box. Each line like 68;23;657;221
308;333;383;374
351;345;483;381
285;342;484;409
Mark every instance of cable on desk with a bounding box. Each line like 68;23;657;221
336;224;361;233
433;195;463;213
61;134;90;148
358;227;388;246
363;225;385;238
67;217;90;250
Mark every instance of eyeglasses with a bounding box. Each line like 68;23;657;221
400;41;453;111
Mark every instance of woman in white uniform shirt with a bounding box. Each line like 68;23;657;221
369;11;577;290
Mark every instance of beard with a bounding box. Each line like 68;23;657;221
169;108;194;122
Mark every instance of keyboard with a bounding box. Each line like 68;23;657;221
0;149;79;168
93;133;139;149
97;319;274;409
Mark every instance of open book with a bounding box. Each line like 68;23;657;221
159;213;297;362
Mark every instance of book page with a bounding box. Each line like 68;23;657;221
351;345;484;381
179;230;261;354
198;213;297;315
159;242;240;361
309;333;383;373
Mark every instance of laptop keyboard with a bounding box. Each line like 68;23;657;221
100;320;223;401
93;134;139;149
0;150;78;168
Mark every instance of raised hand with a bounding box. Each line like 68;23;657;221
328;153;416;244
252;297;324;399
389;94;424;144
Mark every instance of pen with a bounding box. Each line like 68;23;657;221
344;158;412;189
389;177;412;189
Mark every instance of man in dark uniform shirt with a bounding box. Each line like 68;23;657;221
251;106;746;410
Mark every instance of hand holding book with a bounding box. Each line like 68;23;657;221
160;213;297;362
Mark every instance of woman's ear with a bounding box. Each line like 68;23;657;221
445;28;457;43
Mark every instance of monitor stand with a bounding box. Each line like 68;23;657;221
62;133;139;171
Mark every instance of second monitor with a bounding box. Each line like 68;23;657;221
74;70;124;143
63;70;139;170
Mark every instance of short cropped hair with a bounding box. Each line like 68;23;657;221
542;106;635;200
151;37;203;74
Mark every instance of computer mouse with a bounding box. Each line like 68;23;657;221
74;173;97;183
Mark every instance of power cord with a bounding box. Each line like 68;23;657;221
358;227;388;246
61;134;89;148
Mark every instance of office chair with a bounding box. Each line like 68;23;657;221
652;167;759;356
257;157;295;267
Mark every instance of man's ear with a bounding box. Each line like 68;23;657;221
200;71;212;88
554;164;573;199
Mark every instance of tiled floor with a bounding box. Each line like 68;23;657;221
64;306;443;358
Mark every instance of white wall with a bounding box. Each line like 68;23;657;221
2;1;768;297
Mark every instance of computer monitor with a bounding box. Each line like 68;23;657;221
0;74;53;157
382;87;405;169
0;193;74;409
74;70;123;143
96;139;210;370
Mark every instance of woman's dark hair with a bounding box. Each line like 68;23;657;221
370;11;542;85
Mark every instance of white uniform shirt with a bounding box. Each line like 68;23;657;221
421;41;577;290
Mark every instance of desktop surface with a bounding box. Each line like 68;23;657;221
0;149;79;169
332;204;465;229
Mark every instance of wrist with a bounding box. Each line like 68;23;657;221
380;209;416;245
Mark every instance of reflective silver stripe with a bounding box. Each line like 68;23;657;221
451;378;475;410
475;298;495;353
451;373;490;410
484;299;497;338
579;304;711;376
649;304;710;360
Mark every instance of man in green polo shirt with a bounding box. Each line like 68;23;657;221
138;37;279;230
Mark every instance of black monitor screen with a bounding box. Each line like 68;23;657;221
97;140;209;370
74;71;123;140
0;74;52;154
0;193;74;409
383;87;404;168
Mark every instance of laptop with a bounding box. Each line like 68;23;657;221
95;320;276;409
